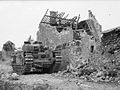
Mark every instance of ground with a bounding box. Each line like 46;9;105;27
0;61;120;90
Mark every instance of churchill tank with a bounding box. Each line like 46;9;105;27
11;41;62;75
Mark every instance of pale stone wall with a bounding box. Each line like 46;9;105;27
68;29;97;68
37;24;73;50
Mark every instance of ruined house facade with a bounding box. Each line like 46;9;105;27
37;10;102;69
37;10;73;50
69;11;102;68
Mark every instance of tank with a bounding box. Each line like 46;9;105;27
11;41;62;75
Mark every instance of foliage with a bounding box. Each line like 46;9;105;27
3;41;15;51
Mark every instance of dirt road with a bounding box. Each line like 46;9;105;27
1;73;120;90
0;63;120;90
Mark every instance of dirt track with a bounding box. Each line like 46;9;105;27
1;74;120;90
0;63;120;90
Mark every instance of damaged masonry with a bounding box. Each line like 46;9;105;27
37;10;102;69
37;10;120;82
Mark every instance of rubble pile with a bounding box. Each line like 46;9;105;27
56;27;120;83
102;27;120;58
51;26;120;83
100;27;120;81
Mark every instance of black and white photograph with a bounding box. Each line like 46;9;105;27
0;0;120;90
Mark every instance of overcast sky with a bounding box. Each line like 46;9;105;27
0;1;120;49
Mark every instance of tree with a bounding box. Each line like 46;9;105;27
3;41;15;51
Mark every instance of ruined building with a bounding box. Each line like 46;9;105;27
69;10;102;68
37;10;74;50
37;10;102;69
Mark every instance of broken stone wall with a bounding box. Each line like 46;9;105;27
37;23;73;50
88;10;102;43
69;29;98;69
101;27;120;71
71;14;102;69
77;27;120;82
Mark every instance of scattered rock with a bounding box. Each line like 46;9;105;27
9;73;19;80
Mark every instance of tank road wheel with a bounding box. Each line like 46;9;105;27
24;62;33;74
12;64;25;75
51;51;62;73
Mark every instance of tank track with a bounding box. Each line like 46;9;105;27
24;62;33;74
51;51;62;73
12;64;25;75
12;61;33;75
